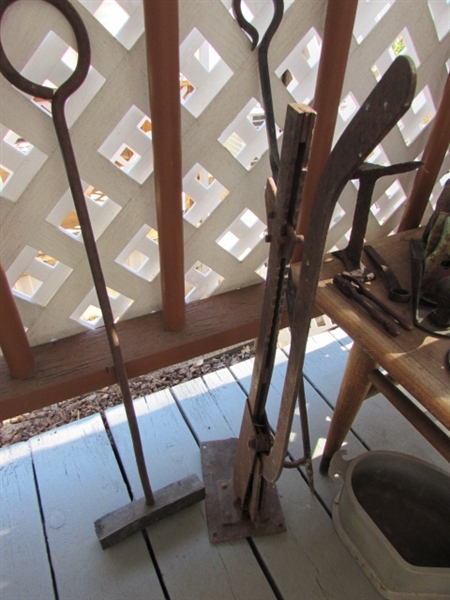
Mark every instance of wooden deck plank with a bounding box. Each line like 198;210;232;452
29;415;164;600
105;389;277;600
176;369;384;600
0;442;55;600
0;283;289;421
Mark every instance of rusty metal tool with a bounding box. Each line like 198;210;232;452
232;0;283;180
333;161;422;278
340;273;413;331
364;244;411;302
333;274;400;336
202;56;416;544
0;0;204;550
201;103;316;543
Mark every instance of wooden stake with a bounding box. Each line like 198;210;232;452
0;263;35;379
398;73;450;232
143;0;185;331
293;0;358;261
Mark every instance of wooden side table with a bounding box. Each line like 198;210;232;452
294;228;450;472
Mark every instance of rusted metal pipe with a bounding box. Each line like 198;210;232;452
293;0;358;262
398;73;450;232
0;263;35;378
143;0;185;331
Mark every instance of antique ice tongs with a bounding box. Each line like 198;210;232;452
0;0;204;549
201;44;416;540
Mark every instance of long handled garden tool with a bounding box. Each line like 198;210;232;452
0;0;204;550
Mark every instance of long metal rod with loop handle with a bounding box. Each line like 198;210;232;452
0;0;154;505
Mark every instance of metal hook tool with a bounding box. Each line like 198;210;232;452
232;0;314;485
0;0;203;549
232;0;283;182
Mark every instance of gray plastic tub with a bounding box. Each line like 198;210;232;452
330;450;450;599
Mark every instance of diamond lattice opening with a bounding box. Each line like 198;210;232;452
185;261;224;302
353;0;393;44
46;183;121;241
255;260;268;281
98;106;154;183
371;180;407;225
180;75;196;102
182;163;229;227
115;225;160;281
275;28;322;104
21;30;105;127
333;92;360;144
3;130;33;155
71;287;134;330
219;98;278;170
0;164;13;192
0;125;48;202
180;28;233;118
13;273;43;299
427;0;450;40
216;208;265;261
371;28;421;82
397;86;436;147
78;0;144;49
7;246;72;307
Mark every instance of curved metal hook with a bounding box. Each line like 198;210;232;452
0;0;90;102
232;0;259;50
231;0;284;181
258;0;284;181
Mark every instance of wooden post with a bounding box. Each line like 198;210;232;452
0;263;35;378
143;0;185;331
398;73;450;232
293;0;358;262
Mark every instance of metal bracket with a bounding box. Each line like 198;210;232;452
201;439;286;543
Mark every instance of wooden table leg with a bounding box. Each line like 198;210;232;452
319;343;376;473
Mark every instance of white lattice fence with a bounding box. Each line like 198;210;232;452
0;0;449;347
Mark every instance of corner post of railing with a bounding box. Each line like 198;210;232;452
143;0;185;331
0;263;35;378
398;73;450;232
292;0;358;262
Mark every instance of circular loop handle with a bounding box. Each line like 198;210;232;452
0;0;90;101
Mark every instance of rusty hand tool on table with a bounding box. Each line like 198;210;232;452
340;273;413;331
333;274;401;336
0;0;204;549
333;161;422;279
364;244;411;302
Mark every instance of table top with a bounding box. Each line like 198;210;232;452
294;228;450;429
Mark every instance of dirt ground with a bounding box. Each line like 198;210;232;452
0;344;255;447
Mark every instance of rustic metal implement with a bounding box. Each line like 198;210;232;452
333;161;422;279
232;0;283;181
0;0;204;549
263;56;416;484
202;56;417;543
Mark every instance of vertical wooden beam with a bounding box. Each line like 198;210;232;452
143;0;185;331
398;73;450;232
0;263;35;378
293;0;358;262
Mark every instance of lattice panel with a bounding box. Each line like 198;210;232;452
0;0;449;347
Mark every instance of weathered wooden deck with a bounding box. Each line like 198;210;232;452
1;328;448;600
